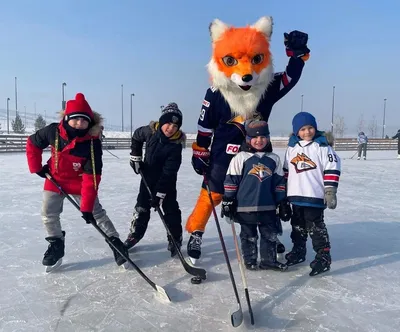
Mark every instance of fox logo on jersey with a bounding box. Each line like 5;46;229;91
290;153;317;173
248;163;273;181
207;16;275;119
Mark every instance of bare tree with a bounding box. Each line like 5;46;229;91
356;113;365;133
368;115;378;138
334;115;346;138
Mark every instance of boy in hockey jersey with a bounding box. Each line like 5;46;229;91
124;103;185;257
26;93;129;268
283;112;341;276
221;120;290;271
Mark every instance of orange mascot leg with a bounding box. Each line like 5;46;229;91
186;188;223;233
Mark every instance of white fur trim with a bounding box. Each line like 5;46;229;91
209;19;229;42
251;16;273;39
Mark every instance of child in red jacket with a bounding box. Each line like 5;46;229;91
26;93;128;268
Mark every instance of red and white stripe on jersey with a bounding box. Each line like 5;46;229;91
279;72;292;90
224;184;238;193
197;124;213;137
276;185;286;192
323;170;340;187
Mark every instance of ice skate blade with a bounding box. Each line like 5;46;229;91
189;257;197;265
45;258;63;273
309;266;330;276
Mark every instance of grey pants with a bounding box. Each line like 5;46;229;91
41;190;119;238
357;143;367;158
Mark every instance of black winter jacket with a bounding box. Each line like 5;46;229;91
131;121;185;194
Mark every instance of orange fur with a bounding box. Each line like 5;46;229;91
185;188;223;233
213;27;271;78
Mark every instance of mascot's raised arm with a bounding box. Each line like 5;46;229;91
186;16;310;262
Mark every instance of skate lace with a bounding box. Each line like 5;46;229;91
190;235;202;251
45;242;58;256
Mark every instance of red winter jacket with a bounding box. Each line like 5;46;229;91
26;118;103;212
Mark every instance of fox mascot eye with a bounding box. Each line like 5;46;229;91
222;56;238;67
252;54;264;65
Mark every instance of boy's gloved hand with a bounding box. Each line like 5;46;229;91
284;30;310;60
221;197;237;220
150;192;166;209
36;164;50;178
278;200;292;221
191;142;210;175
82;212;96;225
130;155;143;175
325;187;337;209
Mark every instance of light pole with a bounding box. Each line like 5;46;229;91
301;95;304;112
6;98;10;134
62;82;67;110
14;77;18;111
121;84;124;132
130;93;135;137
382;98;387;138
331;86;335;133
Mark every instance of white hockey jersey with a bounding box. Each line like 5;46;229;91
283;133;341;208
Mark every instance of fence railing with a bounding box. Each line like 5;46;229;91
0;135;397;153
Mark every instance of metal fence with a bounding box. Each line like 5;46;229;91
1;135;397;153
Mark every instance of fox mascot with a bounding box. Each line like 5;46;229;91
186;16;310;262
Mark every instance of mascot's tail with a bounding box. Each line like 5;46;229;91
185;188;223;233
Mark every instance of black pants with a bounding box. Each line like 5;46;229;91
130;179;182;241
290;205;330;252
236;211;278;265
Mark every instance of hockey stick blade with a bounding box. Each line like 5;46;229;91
231;305;244;328
45;258;63;273
245;289;255;325
139;171;206;280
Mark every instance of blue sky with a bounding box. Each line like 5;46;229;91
0;0;399;135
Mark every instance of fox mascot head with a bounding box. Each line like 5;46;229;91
207;16;274;119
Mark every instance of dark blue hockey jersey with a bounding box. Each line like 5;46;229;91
196;57;305;170
224;151;286;212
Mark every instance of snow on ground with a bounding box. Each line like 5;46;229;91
0;149;399;332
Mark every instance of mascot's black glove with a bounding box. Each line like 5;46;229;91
191;143;210;175
284;30;310;60
150;192;166;210
36;164;50;179
221;197;237;220
278;200;292;222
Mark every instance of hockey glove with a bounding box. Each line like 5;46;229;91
36;164;50;179
130;155;143;175
150;192;166;209
284;30;310;60
191;142;210;175
220;197;237;220
81;212;96;225
325;187;337;209
278;200;292;222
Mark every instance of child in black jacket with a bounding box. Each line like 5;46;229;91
124;103;185;257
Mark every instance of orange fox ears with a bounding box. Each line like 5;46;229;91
209;16;274;42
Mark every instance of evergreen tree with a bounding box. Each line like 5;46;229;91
34;114;47;131
11;112;26;134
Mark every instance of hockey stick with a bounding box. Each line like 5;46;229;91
230;222;255;325
203;175;243;328
139;170;207;280
45;173;171;302
349;150;358;159
104;148;120;159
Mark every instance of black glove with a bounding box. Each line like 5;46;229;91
81;212;96;225
36;164;50;179
130;155;143;175
150;192;166;209
220;197;237;220
191;143;210;175
278;200;292;222
284;30;310;58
